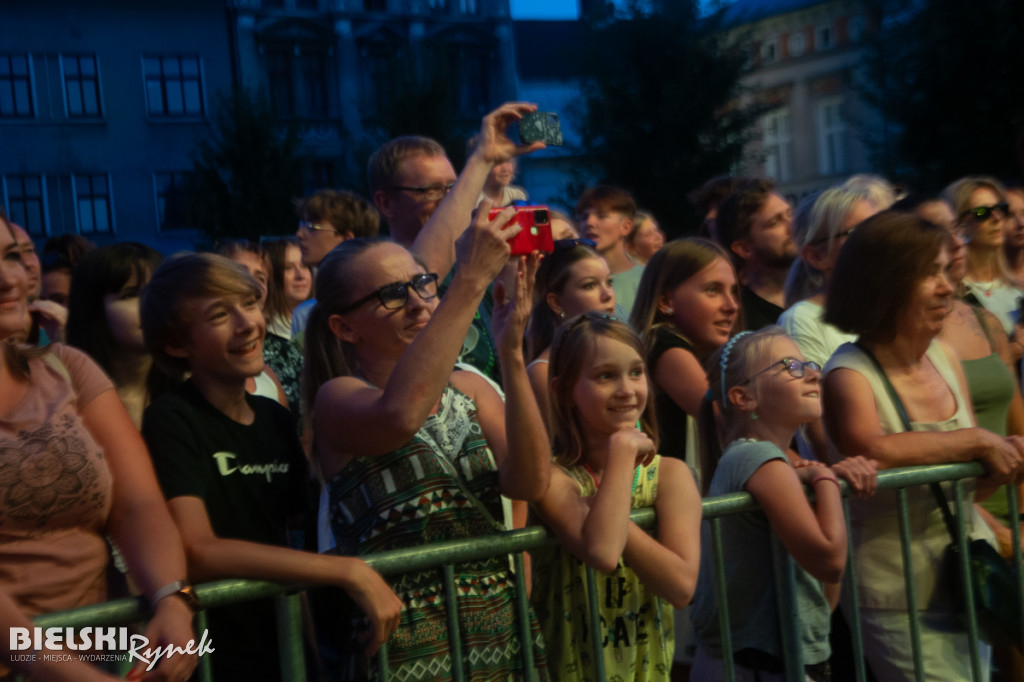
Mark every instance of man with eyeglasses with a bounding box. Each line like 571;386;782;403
716;179;798;331
291;189;380;340
364;105;545;384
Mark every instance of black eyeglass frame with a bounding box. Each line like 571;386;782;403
338;273;440;314
960;203;1009;223
741;356;821;384
385;182;456;202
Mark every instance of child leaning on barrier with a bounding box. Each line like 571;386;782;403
530;312;702;681
689;326;877;682
139;253;401;680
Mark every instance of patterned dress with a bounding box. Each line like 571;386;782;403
531;456;674;681
328;384;547;681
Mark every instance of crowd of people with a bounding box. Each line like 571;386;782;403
2;100;1024;682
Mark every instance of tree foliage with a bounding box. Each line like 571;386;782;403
861;0;1024;189
189;88;303;243
573;2;764;235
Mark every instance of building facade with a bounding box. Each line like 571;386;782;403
1;0;517;250
725;0;880;200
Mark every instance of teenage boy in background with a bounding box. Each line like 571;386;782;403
576;185;645;316
140;253;401;680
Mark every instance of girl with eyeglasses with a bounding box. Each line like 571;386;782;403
303;206;552;679
530;313;701;681
943;176;1024;362
690;327;876;682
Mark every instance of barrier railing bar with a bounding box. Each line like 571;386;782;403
709;516;735;682
952;480;983;681
442;564;466;682
1007;484;1024;651
511;552;538;681
377;640;390;681
28;463;996;681
196;609;212;682
841;496;867;682
769;533;803;681
896;488;924;682
275;593;305;682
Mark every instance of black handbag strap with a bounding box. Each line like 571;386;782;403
854;342;961;543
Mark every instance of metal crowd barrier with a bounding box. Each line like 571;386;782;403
27;462;1024;681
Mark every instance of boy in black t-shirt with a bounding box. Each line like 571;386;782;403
140;253;401;680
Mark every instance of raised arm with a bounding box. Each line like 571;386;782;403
165;496;401;656
822;367;1024;485
314;208;520;470
461;256;552;501
746;460;847;583
533;429;653;573
620;457;702;608
411;102;545;281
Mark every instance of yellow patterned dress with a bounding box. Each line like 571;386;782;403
531;456;674;681
327;384;547;681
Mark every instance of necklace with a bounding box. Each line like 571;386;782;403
583;461;642;495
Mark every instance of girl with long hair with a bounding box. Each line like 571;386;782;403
531;313;701;680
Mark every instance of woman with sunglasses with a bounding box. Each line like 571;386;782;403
823;211;1024;680
943;176;1024;362
303;202;551;679
691;327;875;681
525;238;618;426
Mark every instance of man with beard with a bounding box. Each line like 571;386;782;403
716;179;797;330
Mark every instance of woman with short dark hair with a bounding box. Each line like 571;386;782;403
822;210;1024;680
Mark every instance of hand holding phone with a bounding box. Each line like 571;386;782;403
489;205;554;256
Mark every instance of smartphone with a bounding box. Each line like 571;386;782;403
518;111;563;146
489;205;555;256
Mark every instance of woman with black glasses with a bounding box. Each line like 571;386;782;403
303;206;552;679
823;211;1024;680
943;176;1024;361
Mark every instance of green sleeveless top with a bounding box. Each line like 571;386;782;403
532;456;674;681
960;305;1017;521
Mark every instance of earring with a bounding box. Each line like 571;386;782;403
560;311;566;319
750;411;758;421
661;307;673;316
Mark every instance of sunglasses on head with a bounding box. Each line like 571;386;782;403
961;203;1009;223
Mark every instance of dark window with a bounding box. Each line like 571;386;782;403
296;0;318;8
3;175;46;236
62;54;102;117
74;173;113;234
154;172;196;231
144;56;204;117
0;54;34;118
428;0;448;13
363;0;387;10
459;0;478;14
265;48;328;118
448;44;488;115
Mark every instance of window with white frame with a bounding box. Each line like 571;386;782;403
816;24;835;51
73;173;114;235
762;108;791;182
0;54;34;118
154;172;196;232
62;54;102;118
817;97;847;176
848;16;867;43
788;32;806;57
143;56;204;117
3;174;47;236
